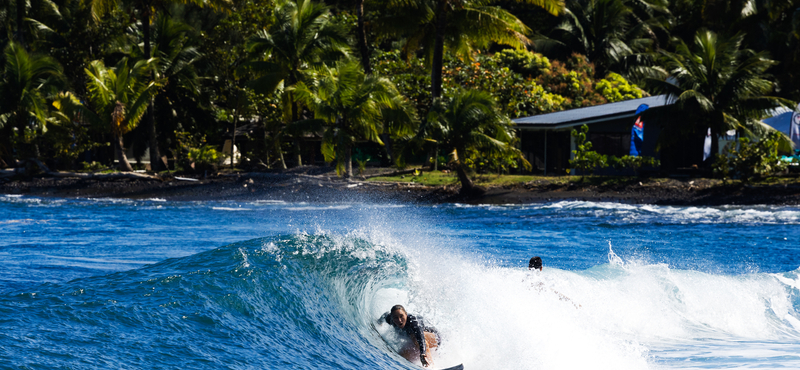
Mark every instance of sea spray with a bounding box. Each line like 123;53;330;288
3;197;800;368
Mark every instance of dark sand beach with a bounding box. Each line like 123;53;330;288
3;167;800;205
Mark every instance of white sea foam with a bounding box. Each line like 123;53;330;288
359;222;800;370
284;205;352;211
211;206;252;211
488;201;800;225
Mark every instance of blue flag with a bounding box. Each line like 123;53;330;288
630;104;648;156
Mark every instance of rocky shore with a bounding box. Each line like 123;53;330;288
2;167;800;206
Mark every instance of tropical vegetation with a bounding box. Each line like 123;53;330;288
0;0;798;193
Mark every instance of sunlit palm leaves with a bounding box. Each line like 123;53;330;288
292;60;417;177
424;88;529;193
246;0;349;95
536;0;669;77
0;41;63;159
53;58;159;171
646;29;796;153
376;0;564;100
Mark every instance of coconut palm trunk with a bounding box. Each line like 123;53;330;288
0;125;12;167
345;144;353;178
115;134;134;171
356;0;372;75
430;0;448;100
15;0;25;46
274;134;287;169
142;10;167;172
454;145;476;193
381;133;393;165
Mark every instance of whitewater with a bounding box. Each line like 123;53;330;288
1;195;799;369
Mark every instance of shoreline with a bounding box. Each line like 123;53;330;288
2;170;800;206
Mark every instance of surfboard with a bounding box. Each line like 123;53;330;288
439;364;464;370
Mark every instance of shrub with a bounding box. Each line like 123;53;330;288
443;54;565;118
537;54;606;109
595;73;645;103
713;131;788;183
492;48;551;78
187;145;222;172
569;124;609;177
610;155;660;175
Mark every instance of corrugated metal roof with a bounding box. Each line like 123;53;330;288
512;95;672;129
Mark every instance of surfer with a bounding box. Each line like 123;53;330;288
379;305;440;367
529;256;543;271
527;256;581;308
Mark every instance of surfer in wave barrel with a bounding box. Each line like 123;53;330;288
379;305;440;367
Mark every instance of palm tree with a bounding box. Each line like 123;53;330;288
0;41;64;164
291;60;417;177
424;89;529;195
89;0;229;172
377;0;563;101
246;0;349;168
646;29;795;162
113;13;206;158
535;0;669;77
53;59;159;171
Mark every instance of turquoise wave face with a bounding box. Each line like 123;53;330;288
2;196;800;369
0;235;414;369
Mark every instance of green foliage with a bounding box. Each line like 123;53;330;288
187;145;222;169
0;42;65;159
423;88;531;193
569;124;609;177
595;72;644;102
372;50;432;118
537;55;606;109
443;54;565;118
712;131;788;184
610;155;660;174
353;149;370;175
80;161;107;172
492;48;551;78
292;60;417;177
646;29;795;152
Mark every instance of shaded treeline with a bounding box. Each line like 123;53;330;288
0;0;798;192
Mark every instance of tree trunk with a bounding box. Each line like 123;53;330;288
14;110;33;160
345;144;353;178
294;139;303;167
430;0;448;101
143;10;167;172
15;0;25;46
232;103;238;170
1;124;13;167
381;133;393;166
274;135;287;169
356;0;372;75
455;163;475;194
454;145;475;193
115;134;134;171
290;97;302;167
710;130;719;165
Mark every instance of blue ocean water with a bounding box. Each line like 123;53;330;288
1;194;800;369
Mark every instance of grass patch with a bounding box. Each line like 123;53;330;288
365;170;800;188
367;170;460;186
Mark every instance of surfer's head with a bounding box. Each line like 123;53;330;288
529;256;543;271
389;305;408;328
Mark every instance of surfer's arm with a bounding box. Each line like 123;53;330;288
406;316;427;354
378;312;391;325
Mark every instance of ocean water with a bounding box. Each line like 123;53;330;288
1;194;799;369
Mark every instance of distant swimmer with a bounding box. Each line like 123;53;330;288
529;256;543;271
379;305;441;367
527;256;581;309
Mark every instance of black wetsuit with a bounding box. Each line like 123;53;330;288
381;312;441;354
